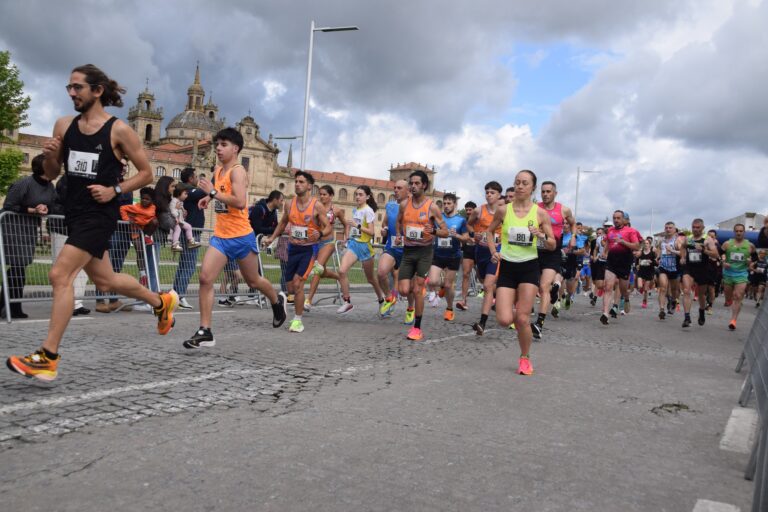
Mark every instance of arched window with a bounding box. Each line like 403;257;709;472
155;166;166;177
145;100;151;110
209;111;215;119
278;182;285;191
377;193;386;204
339;188;348;201
172;168;181;179
144;124;152;142
388;194;395;202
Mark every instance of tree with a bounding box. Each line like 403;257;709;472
0;147;24;195
0;51;31;141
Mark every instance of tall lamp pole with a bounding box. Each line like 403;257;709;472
574;166;601;221
301;20;359;172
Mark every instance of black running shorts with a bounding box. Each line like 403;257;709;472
65;213;118;259
538;249;562;272
606;252;633;281
497;258;540;289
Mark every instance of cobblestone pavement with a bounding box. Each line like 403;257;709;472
0;291;759;511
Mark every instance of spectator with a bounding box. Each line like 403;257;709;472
249;190;284;236
169;184;201;252
153;175;176;237
1;154;57;318
172;167;207;310
120;187;157;284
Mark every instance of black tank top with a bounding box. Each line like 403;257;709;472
637;250;655;269
62;115;121;219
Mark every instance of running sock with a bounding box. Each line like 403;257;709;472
43;347;58;359
480;314;488;327
378;298;384;305
294;315;302;321
446;307;453;311
414;316;422;328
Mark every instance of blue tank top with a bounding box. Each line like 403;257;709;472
659;237;678;271
434;213;467;258
384;201;403;254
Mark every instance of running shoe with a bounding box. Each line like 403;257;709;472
564;296;572;310
455;301;468;311
6;349;60;381
550;282;561;304
551;303;560;318
444;309;455;321
531;322;542;340
509;322;517;330
757;301;761;308
472;321;485;336
429;294;441;308
698;310;706;326
609;305;618;319
155;290;179;335
599;313;609;325
706;305;713;315
477;290;485;299
273;292;287;328
178;297;193;310
728;320;736;331
590;295;598;307
407;327;424;341
183;327;215;349
624;299;631;314
518;357;533;376
682;317;691;328
286;294;295;305
218;297;235;308
337;301;354;315
288;318;305;333
379;296;396;317
404;308;415;325
311;261;324;277
304;299;312;311
659;310;666;320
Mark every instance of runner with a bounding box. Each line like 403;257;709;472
336;185;385;314
305;185;345;308
721;224;758;330
378;180;411;318
395;170;448;341
504;186;515;204
635;238;657;309
753;250;767;308
262;170;329;333
6;64;178;380
590;227;608;307
561;222;589;310
182;128;287;347
680;218;720;327
487;170;555;375
707;229;722;311
427;193;469;321
599;210;641;325
456;200;477;311
533;181;576;338
656;222;682;320
467;182;503;335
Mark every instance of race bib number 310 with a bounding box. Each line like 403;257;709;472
67;150;99;180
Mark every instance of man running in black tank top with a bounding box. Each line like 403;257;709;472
6;65;178;382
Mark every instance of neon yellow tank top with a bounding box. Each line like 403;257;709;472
500;203;539;263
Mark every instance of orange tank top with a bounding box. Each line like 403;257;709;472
403;198;433;247
288;197;320;246
212;165;252;239
474;204;501;247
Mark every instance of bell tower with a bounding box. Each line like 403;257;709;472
127;79;163;144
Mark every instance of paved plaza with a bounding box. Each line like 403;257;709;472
0;293;758;511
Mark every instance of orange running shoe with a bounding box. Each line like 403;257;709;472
444;309;454;321
155;290;179;335
6;349;60;381
407;327;423;341
518;356;534;376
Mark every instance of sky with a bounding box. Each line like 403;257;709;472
1;0;766;234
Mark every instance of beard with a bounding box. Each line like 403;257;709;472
74;97;96;113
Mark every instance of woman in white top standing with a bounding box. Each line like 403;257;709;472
336;185;385;314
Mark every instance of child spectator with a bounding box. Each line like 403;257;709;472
170;185;201;252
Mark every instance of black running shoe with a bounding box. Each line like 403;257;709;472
550;282;561;304
609;305;618;319
590;296;597;307
218;298;235;308
272;292;287;328
659;310;666;320
183;327;215;349
698;310;706;326
531;322;542;340
682;317;691;328
600;313;609;325
472;322;485;336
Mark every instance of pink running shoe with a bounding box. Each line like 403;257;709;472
407;327;423;341
518;357;534;376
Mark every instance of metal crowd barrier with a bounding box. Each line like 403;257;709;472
732;299;768;511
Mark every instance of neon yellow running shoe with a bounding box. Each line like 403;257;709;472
404;308;415;325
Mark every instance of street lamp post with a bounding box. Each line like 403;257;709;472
300;20;359;172
574;166;601;221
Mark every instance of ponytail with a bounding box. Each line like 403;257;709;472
71;64;126;107
357;185;377;212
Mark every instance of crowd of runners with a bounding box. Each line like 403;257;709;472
5;64;768;382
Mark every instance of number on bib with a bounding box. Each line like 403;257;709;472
688;251;702;263
214;200;228;213
391;235;404;248
437;237;452;248
405;226;423;240
731;252;745;262
349;226;361;239
67;150;99;180
291;226;308;240
640;260;651;267
507;226;532;246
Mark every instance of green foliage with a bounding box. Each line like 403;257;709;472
0;51;31;140
0;147;24;195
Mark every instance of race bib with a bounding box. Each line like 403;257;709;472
405;225;423;240
390;235;404;248
640;260;651;267
493;233;501;245
437;237;452;248
756;267;765;274
507;226;532;246
214;200;228;213
291;225;308;240
688;251;702;263
67;150;99;180
349;225;361;239
730;252;745;262
537;237;545;249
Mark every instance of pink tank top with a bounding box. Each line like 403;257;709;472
538;201;564;241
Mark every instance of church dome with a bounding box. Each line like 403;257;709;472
166;110;221;132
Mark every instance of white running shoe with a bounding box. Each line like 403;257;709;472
336;302;354;314
134;303;153;313
178;297;193;310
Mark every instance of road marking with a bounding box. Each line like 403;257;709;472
719;407;758;454
423;328;503;344
4;317;93;324
692;499;740;512
0;365;295;415
175;310;237;315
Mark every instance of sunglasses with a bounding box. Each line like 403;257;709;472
65;83;90;92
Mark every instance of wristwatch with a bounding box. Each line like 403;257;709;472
113;184;122;195
209;190;218;199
